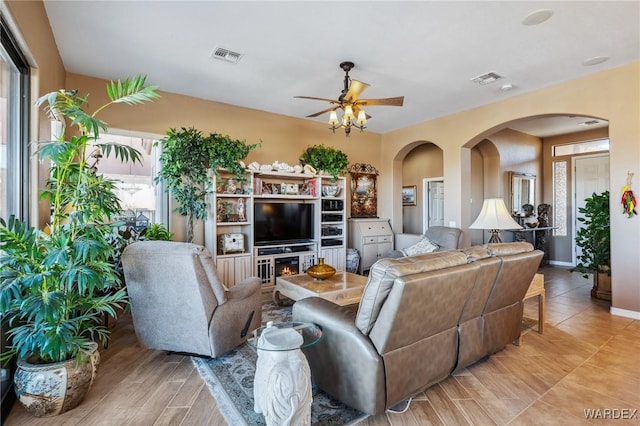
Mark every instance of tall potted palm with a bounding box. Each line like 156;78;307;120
0;76;159;417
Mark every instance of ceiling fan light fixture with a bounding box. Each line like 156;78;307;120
343;105;355;119
328;110;339;126
357;110;367;125
297;60;402;136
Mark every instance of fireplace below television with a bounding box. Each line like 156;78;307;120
275;256;300;277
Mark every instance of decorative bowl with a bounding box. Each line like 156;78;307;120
322;186;340;197
306;258;336;280
525;221;539;228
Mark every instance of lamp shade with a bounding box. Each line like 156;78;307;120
470;198;521;230
328;110;339;126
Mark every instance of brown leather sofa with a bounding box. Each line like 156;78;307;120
292;242;542;415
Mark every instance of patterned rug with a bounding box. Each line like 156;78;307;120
192;302;367;425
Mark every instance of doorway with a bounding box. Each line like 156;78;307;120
573;154;610;265
423;178;444;231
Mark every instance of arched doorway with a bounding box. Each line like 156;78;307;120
463;114;610;265
400;142;443;234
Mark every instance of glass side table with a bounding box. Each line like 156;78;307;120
248;322;322;426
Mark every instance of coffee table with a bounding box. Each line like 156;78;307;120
274;272;368;306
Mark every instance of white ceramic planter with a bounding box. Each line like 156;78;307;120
14;342;100;417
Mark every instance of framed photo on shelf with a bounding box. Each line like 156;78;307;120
402;185;417;206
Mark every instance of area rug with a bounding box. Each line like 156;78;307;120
192;302;367;425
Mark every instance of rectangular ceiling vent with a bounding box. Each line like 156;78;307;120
471;71;504;85
210;47;243;64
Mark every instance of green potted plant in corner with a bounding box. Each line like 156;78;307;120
141;222;173;241
572;190;611;300
0;76;159;417
155;128;258;242
299;144;348;181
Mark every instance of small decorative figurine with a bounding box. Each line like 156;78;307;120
237;198;245;221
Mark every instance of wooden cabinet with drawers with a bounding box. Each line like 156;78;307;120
348;218;394;274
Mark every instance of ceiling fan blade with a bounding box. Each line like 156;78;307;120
295;95;341;104
355;96;404;107
306;106;338;118
344;79;370;102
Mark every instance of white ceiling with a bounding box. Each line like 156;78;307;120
43;1;638;136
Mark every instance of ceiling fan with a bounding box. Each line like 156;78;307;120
295;61;404;135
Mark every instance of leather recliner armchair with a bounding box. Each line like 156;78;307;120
122;241;262;357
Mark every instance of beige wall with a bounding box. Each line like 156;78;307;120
9;1;640;316
382;62;640;317
401;143;443;234
64;73;382;243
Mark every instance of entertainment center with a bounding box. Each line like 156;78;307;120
204;170;347;300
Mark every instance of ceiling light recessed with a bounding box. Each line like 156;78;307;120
579;119;600;126
500;83;514;91
522;9;554;26
210;47;243;64
582;56;609;66
471;72;504;85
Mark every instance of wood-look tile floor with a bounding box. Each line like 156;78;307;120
6;266;640;425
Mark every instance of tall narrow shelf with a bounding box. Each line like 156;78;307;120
318;176;347;271
205;171;253;288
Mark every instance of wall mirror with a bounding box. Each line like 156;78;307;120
509;172;536;215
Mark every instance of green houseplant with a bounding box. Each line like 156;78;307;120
0;76;159;416
141;222;173;241
155;127;258;242
573;190;611;300
299;144;348;181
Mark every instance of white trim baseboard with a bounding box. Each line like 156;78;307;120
610;307;640;320
548;260;573;267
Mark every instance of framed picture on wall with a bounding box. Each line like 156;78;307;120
348;163;379;218
402;185;416;206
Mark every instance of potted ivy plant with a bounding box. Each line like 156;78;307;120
0;75;159;417
572;190;611;300
299;144;348;181
155;128;258;242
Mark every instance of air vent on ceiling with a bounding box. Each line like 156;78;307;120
471;71;504;85
210;47;243;64
578;119;600;126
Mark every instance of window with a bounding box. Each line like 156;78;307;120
553;138;609;157
552;160;567;236
96;132;163;231
0;16;29;221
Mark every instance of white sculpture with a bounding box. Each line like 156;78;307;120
237;198;245;221
254;323;312;426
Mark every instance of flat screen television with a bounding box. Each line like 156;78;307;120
254;202;314;246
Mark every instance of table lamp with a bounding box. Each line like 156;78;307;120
470;198;522;243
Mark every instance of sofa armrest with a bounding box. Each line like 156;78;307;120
394;233;424;251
